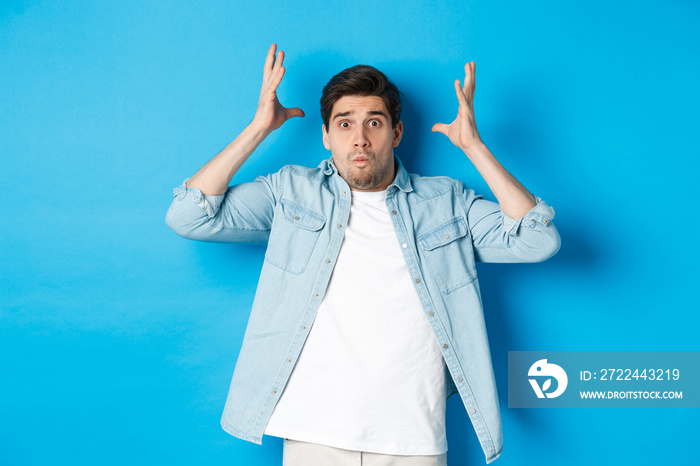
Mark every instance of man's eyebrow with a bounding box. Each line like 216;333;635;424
332;110;389;121
332;111;352;121
367;110;389;119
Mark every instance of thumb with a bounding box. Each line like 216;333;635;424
432;123;448;134
287;107;305;119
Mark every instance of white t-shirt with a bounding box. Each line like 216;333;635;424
264;189;447;455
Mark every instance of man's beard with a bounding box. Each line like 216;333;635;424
338;150;394;191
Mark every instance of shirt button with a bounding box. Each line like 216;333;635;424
272;389;277;394
337;224;342;228
314;292;319;297
444;234;449;239
458;377;463;382
470;408;476;414
392;210;397;215
402;243;407;248
302;325;307;330
428;311;434;316
287;358;292;362
415;278;420;284
294;216;300;221
544;219;549;224
443;343;448;349
343;191;347;195
326;259;331;263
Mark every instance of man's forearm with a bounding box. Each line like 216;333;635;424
185;44;304;196
463;142;537;219
186;123;269;195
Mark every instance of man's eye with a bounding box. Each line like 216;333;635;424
340;122;350;128
369;120;380;127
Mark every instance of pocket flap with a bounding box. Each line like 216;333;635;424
279;200;326;231
418;217;468;251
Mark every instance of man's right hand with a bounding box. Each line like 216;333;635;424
183;43;304;195
252;43;305;135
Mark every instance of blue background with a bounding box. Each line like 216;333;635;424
2;1;698;464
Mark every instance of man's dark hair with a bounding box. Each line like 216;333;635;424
320;65;402;129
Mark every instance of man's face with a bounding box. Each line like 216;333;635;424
322;95;403;191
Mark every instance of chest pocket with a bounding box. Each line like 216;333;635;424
264;199;326;275
417;216;476;294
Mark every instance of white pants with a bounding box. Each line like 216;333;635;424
283;439;448;466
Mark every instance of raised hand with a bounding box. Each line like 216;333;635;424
432;61;482;152
252;43;305;135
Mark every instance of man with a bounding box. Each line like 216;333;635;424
166;44;560;465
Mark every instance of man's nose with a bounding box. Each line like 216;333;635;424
353;127;369;148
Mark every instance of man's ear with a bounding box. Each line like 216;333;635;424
392;121;403;148
322;124;330;150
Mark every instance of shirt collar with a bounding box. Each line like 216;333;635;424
388;154;413;193
320;153;413;193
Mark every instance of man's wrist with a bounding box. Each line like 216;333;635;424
245;120;273;144
462;140;489;160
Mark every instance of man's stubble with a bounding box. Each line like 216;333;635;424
334;149;395;191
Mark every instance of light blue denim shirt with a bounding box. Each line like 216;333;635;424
165;156;560;464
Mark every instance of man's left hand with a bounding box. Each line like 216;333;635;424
432;61;482;153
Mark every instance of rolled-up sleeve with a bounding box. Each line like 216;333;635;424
463;185;561;263
165;174;278;245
